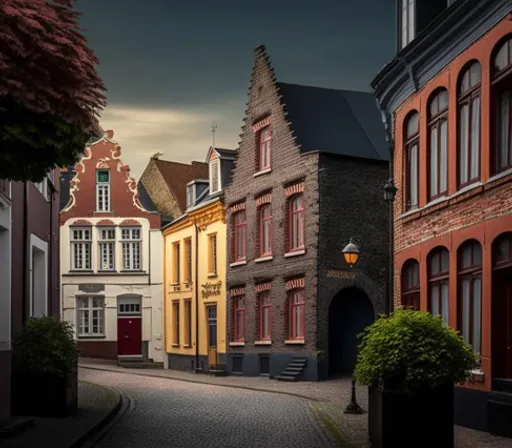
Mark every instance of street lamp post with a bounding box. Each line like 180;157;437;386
342;238;364;415
383;179;398;316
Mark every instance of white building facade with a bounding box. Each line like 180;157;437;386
59;130;164;363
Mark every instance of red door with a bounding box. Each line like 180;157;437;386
493;271;512;378
117;317;142;355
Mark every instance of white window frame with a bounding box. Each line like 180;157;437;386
29;234;48;317
186;183;195;208
77;296;105;337
33;175;50;201
98;227;116;271
121;227;142;271
209;160;220;193
70;227;92;271
400;0;415;50
96;170;111;212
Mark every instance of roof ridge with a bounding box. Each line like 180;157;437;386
277;81;371;95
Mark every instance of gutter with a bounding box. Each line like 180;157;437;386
194;222;199;372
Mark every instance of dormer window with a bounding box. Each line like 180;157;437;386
210;159;220;194
186;184;195;208
400;0;415;50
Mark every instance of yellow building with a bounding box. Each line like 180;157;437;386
163;147;235;373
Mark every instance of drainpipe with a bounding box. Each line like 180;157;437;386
21;182;28;325
49;182;53;317
148;226;152;286
194;222;199;372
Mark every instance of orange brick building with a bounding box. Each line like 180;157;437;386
373;0;512;437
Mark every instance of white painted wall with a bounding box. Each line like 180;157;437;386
60;216;164;362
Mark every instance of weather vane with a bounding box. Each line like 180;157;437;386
211;122;217;147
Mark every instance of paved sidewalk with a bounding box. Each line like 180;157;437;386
80;358;512;448
2;379;121;448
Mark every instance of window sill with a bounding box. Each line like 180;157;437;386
65;270;94;276
254;340;272;345
183;344;192;348
93;211;115;214
488;166;512;183
229;342;245;347
284;249;306;258
230;260;247;268
171;343;180;347
399;169;512;223
254;168;272;177
78;335;106;339
284;339;305;345
255;255;273;263
208;273;218;278
97;269;117;273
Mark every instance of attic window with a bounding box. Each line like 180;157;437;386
258;85;263;98
210;160;220;193
187;184;195;208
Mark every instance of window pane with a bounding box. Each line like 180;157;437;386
470;62;481;85
498;91;510;171
462;245;472;268
441;250;449;272
97;170;109;182
430;285;439;316
430;126;438;197
459;104;469;184
440;121;448;193
473;277;482;353
462;279;471;345
410;145;418;207
430;252;440;275
494;42;509;71
441;283;449;326
471;96;481;180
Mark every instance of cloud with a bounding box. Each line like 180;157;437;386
99;102;244;179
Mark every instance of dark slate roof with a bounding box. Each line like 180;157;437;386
277;82;390;162
213;147;237;159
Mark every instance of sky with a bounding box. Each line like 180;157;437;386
76;0;396;179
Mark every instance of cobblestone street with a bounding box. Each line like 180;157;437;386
80;368;335;448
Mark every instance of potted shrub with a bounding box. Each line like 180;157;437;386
11;316;80;417
354;309;479;448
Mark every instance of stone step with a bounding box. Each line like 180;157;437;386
493;377;512;394
195;368;228;377
284;366;303;373
275;375;296;382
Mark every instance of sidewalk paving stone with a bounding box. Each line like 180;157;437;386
2;379;121;448
80;357;512;448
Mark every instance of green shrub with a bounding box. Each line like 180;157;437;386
12;316;79;380
354;309;480;394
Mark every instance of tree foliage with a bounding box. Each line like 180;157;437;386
354;309;480;394
0;0;106;181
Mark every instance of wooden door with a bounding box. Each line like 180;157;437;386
117;317;142;356
493;271;512;378
207;306;217;367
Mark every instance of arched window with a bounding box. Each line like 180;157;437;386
404;111;419;211
457;240;482;353
492;37;512;174
458;62;481;187
428;247;450;325
428;89;449;200
493;232;512;268
401;259;420;310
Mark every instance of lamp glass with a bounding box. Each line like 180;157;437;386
344;251;359;266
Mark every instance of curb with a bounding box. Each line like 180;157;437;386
79;364;323;403
68;383;124;448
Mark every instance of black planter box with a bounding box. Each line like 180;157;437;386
368;385;454;448
11;368;78;418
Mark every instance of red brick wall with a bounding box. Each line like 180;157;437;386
60;130;159;229
392;18;512;392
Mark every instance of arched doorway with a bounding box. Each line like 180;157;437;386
492;233;512;383
328;287;375;377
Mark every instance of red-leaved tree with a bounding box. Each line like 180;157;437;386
0;0;107;181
